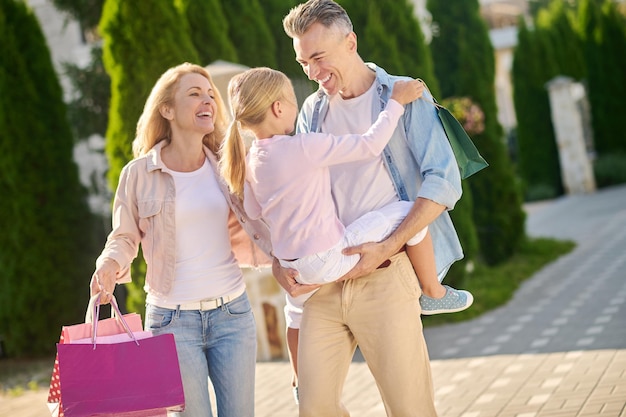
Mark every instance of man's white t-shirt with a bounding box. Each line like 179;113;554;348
322;82;399;225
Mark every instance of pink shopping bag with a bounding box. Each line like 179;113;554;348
57;333;184;417
51;294;184;417
48;294;144;417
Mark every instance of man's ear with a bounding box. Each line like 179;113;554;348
160;105;173;120
346;31;357;53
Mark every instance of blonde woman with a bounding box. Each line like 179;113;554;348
91;63;271;417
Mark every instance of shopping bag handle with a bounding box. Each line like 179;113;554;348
86;273;120;322
414;79;444;109
89;292;139;349
85;292;115;323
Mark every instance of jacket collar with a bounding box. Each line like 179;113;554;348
146;141;167;173
307;63;392;132
366;62;392;89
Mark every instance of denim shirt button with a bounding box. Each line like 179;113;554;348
240;217;246;223
253;234;260;240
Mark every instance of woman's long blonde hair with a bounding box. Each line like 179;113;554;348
132;62;229;158
220;67;291;198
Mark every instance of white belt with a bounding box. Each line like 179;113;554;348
154;288;245;311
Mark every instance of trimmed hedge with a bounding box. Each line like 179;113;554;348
428;0;526;265
0;0;98;357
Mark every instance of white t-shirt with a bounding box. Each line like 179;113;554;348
147;159;243;305
322;82;399;225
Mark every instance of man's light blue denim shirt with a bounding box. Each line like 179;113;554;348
295;63;464;277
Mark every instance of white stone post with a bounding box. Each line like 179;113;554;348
546;76;596;194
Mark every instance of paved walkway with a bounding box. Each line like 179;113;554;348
2;185;625;417
424;183;626;359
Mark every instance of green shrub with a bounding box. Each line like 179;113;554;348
593;153;626;188
525;183;560;202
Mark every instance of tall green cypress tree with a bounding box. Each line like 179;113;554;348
264;0;302;77
599;1;626;154
340;0;440;97
578;0;626;154
513;19;563;200
538;1;586;81
513;1;587;200
360;2;407;72
428;0;526;265
219;0;277;68
100;0;200;313
0;0;97;357
175;0;238;66
374;0;440;96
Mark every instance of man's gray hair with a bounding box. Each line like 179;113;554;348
283;0;353;38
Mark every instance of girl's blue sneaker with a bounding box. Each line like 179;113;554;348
420;285;473;315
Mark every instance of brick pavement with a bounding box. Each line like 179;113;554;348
424;184;626;360
256;350;626;416
3;349;625;416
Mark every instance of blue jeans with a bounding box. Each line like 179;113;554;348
145;293;257;417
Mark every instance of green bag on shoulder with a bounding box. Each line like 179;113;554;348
436;105;489;179
418;80;489;179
